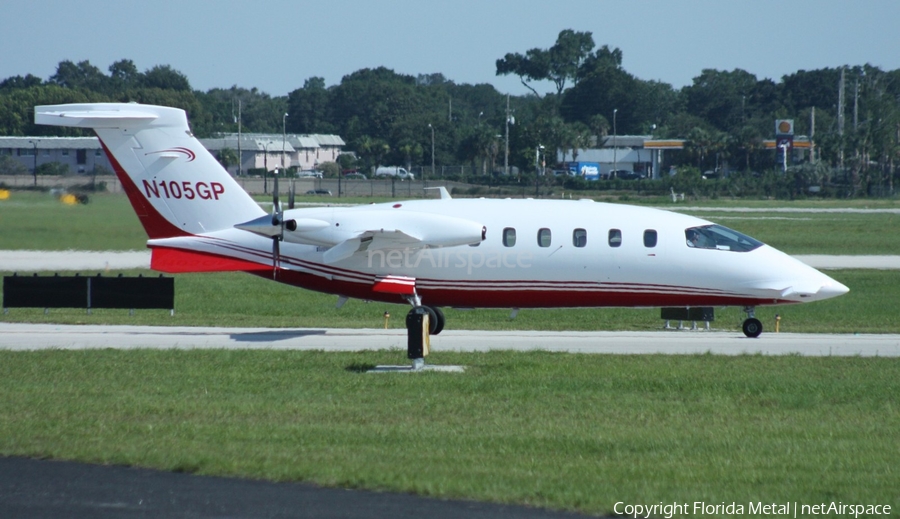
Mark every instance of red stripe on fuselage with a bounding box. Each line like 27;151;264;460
151;246;269;273
261;268;791;308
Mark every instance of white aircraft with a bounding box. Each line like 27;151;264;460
35;103;848;337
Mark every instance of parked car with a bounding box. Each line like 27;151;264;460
305;189;332;196
343;173;367;180
297;170;323;178
609;169;644;180
375;166;415;180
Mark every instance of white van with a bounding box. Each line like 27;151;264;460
375;166;414;180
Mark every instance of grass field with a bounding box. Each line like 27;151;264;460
2;189;900;515
0;350;897;516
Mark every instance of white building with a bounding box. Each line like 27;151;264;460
1;133;345;177
0;137;112;174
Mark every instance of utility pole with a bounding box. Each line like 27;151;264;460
28;140;39;186
237;99;242;176
428;123;434;181
504;94;510;177
838;68;845;169
612;109;618;177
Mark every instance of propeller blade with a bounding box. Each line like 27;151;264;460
272;236;280;279
273;166;280;216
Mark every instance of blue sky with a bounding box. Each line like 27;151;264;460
4;0;899;97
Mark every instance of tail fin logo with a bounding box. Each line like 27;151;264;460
146;147;196;162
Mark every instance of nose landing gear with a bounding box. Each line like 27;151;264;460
403;294;445;335
742;306;763;338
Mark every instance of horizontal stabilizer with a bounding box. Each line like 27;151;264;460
35;105;160;128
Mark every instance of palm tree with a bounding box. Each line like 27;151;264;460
398;141;423;171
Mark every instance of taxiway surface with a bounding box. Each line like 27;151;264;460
2;323;898;357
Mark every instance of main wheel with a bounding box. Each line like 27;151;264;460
742;318;763;338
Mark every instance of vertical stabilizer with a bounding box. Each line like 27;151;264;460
35;103;265;239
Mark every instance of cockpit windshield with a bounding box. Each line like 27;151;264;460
685;224;763;252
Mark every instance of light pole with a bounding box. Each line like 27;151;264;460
428;123;434;181
612;108;618;178
282;113;288;171
236;98;242;176
263;141;273;194
28;139;39;186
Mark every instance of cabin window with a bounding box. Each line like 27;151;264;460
503;227;517;247
573;228;587;247
685;224;763;252
608;229;622;247
643;230;658;248
537;228;551;247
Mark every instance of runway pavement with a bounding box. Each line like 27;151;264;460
0;457;589;519
2;323;899;357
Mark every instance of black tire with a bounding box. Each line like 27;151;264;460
409;306;441;335
742;318;763;338
431;306;445;335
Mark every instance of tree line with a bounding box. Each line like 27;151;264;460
1;30;899;197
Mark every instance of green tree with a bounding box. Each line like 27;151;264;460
142;65;191;91
49;60;108;92
496;29;595;97
287;76;334;134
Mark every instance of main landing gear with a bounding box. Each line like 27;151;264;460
742;306;762;338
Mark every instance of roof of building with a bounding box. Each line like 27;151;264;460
0;136;102;149
291;136;320;149
312;134;346;147
212;133;346;150
596;135;653;148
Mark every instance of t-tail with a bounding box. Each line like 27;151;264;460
35;103;265;240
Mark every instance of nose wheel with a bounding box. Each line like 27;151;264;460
404;294;445;335
742;307;762;338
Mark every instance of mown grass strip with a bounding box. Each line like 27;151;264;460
0;350;896;515
1;269;894;334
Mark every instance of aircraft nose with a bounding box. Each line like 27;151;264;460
816;278;849;300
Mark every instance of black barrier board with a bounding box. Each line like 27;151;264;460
3;275;174;310
3;275;87;308
91;276;174;309
660;307;715;321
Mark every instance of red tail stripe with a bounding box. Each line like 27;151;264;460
98;138;190;239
